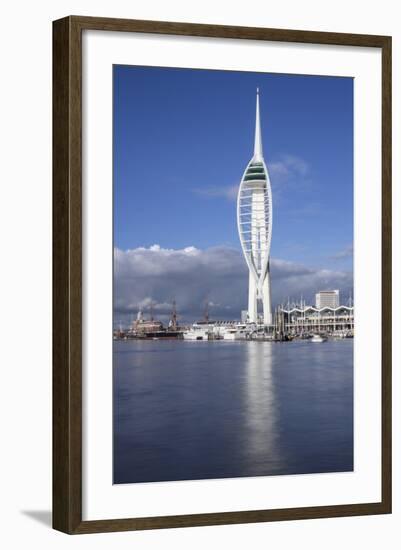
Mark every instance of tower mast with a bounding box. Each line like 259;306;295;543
171;300;177;330
253;88;263;162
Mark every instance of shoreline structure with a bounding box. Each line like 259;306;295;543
114;298;354;342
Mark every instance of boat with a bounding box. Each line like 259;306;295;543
234;324;253;340
310;334;327;343
217;323;254;340
222;328;238;340
182;329;210;341
182;322;213;341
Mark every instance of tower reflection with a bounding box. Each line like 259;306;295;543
242;342;285;475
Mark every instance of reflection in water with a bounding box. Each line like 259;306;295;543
113;340;353;484
243;343;284;475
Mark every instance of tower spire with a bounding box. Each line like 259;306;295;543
253;87;263;162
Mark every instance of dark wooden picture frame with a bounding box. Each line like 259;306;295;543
53;15;392;534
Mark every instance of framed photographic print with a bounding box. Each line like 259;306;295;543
53;16;392;534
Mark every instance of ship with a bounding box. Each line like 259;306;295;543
130;301;183;339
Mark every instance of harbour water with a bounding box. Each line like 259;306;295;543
113;339;353;484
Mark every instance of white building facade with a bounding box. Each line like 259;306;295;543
237;89;273;325
315;290;340;309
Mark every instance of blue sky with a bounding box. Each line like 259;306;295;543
113;65;353;322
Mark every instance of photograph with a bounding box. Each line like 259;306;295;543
112;64;354;485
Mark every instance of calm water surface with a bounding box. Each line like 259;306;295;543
113;339;353;484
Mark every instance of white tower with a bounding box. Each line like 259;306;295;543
237;89;273;325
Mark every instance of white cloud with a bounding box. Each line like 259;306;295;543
269;154;309;184
331;244;354;260
114;245;353;326
192;184;238;201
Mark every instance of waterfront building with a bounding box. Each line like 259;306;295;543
278;303;354;336
237;89;273;325
315;290;340;309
